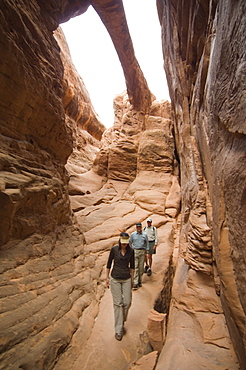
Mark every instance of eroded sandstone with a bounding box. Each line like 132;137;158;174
0;0;245;369
157;0;246;367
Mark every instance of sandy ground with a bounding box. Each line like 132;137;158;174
54;222;174;370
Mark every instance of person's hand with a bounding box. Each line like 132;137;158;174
106;278;110;289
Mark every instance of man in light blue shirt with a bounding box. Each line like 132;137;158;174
129;222;149;290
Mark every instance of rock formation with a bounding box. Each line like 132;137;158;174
0;1;104;368
157;0;246;368
0;0;245;369
38;0;153;113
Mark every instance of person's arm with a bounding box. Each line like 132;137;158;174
106;248;114;288
154;226;158;246
106;268;110;288
130;269;134;288
130;249;135;288
145;235;149;251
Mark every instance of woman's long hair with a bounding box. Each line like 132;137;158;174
118;232;130;249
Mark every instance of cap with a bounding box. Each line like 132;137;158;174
147;218;152;222
136;222;142;227
120;232;129;244
120;237;130;244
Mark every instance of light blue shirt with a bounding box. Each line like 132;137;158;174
129;231;149;251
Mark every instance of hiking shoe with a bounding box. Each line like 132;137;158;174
147;268;152;276
133;284;138;290
115;333;122;341
144;265;149;273
138;282;142;287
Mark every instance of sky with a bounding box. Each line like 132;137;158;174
61;0;170;128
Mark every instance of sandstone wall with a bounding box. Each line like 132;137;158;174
54;28;105;192
55;93;181;368
0;1;105;368
0;0;103;245
0;0;245;368
0;1;72;245
0;0;157;367
157;0;246;366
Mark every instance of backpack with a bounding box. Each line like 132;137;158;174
143;226;156;232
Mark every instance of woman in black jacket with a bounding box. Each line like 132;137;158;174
106;232;135;341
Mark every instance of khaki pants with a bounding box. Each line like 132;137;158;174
110;277;132;335
133;249;146;285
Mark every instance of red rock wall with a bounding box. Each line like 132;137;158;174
0;0;245;368
0;1;103;246
157;0;246;364
92;92;175;182
54;28;105;191
0;0;73;245
0;1;105;368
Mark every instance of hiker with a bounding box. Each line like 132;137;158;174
129;223;149;290
106;232;135;341
143;218;158;276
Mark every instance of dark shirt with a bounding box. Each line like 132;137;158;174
106;245;135;280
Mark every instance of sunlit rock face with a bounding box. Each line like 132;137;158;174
69;92;180;219
58;94;181;369
157;0;246;366
54;28;104;142
54;28;105;194
97;95;174;179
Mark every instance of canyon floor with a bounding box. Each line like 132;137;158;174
51;170;239;370
53;219;174;370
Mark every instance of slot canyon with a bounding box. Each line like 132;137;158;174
0;0;245;369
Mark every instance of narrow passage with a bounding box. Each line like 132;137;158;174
54;222;174;370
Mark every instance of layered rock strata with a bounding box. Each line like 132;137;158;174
54;94;181;369
0;1;104;368
157;0;246;367
0;1;71;245
0;0;245;368
0;0;160;368
54;28;105;187
55;89;238;369
68;92;179;219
